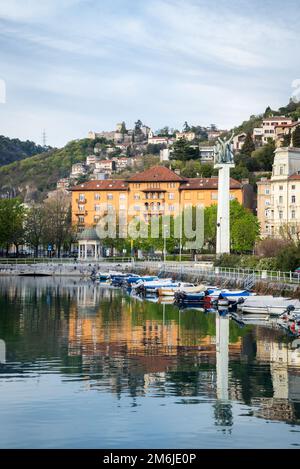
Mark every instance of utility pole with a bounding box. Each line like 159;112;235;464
42;129;47;147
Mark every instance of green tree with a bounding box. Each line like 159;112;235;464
43;193;71;257
134;120;143;135
203;200;259;253
24;205;47;257
183;121;190;132
292;126;300;148
170;139;199;161
240;132;255;156
120;121;127;135
0;198;26;256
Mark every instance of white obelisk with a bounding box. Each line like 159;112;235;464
214;135;235;255
216;314;229;401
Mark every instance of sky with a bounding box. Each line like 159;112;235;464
0;0;300;148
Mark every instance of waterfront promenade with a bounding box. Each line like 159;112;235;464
1;259;300;294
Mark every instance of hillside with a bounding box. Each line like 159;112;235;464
233;99;300;135
0;138;102;200
0;135;50;167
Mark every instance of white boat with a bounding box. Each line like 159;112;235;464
158;282;195;297
238;296;300;316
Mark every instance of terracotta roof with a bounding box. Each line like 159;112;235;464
71;180;128;191
128;166;184;182
263;116;292;121
179;177;242;190
288;173;300;180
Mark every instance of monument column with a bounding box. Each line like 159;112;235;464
214;163;235;254
214;134;235;256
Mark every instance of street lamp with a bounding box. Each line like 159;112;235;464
163;224;168;264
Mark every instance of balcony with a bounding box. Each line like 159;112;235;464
75;210;88;216
76;198;87;204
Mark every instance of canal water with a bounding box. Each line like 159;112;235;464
0;277;300;449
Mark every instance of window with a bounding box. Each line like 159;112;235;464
78;216;85;223
265;189;270;195
168;193;175;200
107;194;113;200
292;185;296;190
134;194;140;200
279;196;283;204
279;166;284;175
279;210;283;219
79;194;85;202
292;210;296;219
292;195;296;203
94;205;101;212
197;192;204;200
279;185;283;191
120;193;126;200
265;210;269;217
169;205;175;212
265;200;270;206
168;183;176;188
94;193;100;200
78;204;85;212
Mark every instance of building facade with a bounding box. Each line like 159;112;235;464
257;147;300;237
71;166;246;231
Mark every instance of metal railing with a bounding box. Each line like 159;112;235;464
0;258;300;285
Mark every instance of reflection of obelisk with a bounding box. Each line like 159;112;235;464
214;135;235;255
214;314;232;427
216;315;229;400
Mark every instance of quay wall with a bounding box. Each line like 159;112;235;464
0;261;300;298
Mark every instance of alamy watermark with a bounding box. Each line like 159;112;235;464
0;340;6;364
0;79;6;104
95;204;205;250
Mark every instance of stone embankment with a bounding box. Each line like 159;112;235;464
1;261;300;298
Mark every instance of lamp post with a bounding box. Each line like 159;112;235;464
163;224;168;265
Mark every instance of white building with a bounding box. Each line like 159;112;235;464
175;131;196;142
257;147;300;238
86;155;97;166
71;163;87;177
232;133;247;152
199;146;215;163
262;116;293;144
160;148;171;162
148;130;172;146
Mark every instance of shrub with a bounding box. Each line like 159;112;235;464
255;237;290;257
276;244;300;272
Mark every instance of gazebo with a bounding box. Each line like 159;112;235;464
77;228;102;260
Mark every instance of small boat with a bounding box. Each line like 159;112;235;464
157;282;195;297
239;296;300;316
174;290;206;305
133;278;175;296
126;275;159;287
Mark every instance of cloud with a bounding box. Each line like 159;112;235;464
0;79;6;103
0;0;82;22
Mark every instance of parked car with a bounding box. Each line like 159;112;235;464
293;267;300;278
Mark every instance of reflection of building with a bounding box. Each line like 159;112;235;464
255;328;300;422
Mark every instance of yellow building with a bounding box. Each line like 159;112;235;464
71;166;246;230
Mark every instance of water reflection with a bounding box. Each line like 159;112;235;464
0;277;300;447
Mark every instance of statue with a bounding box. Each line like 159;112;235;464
214;132;234;165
